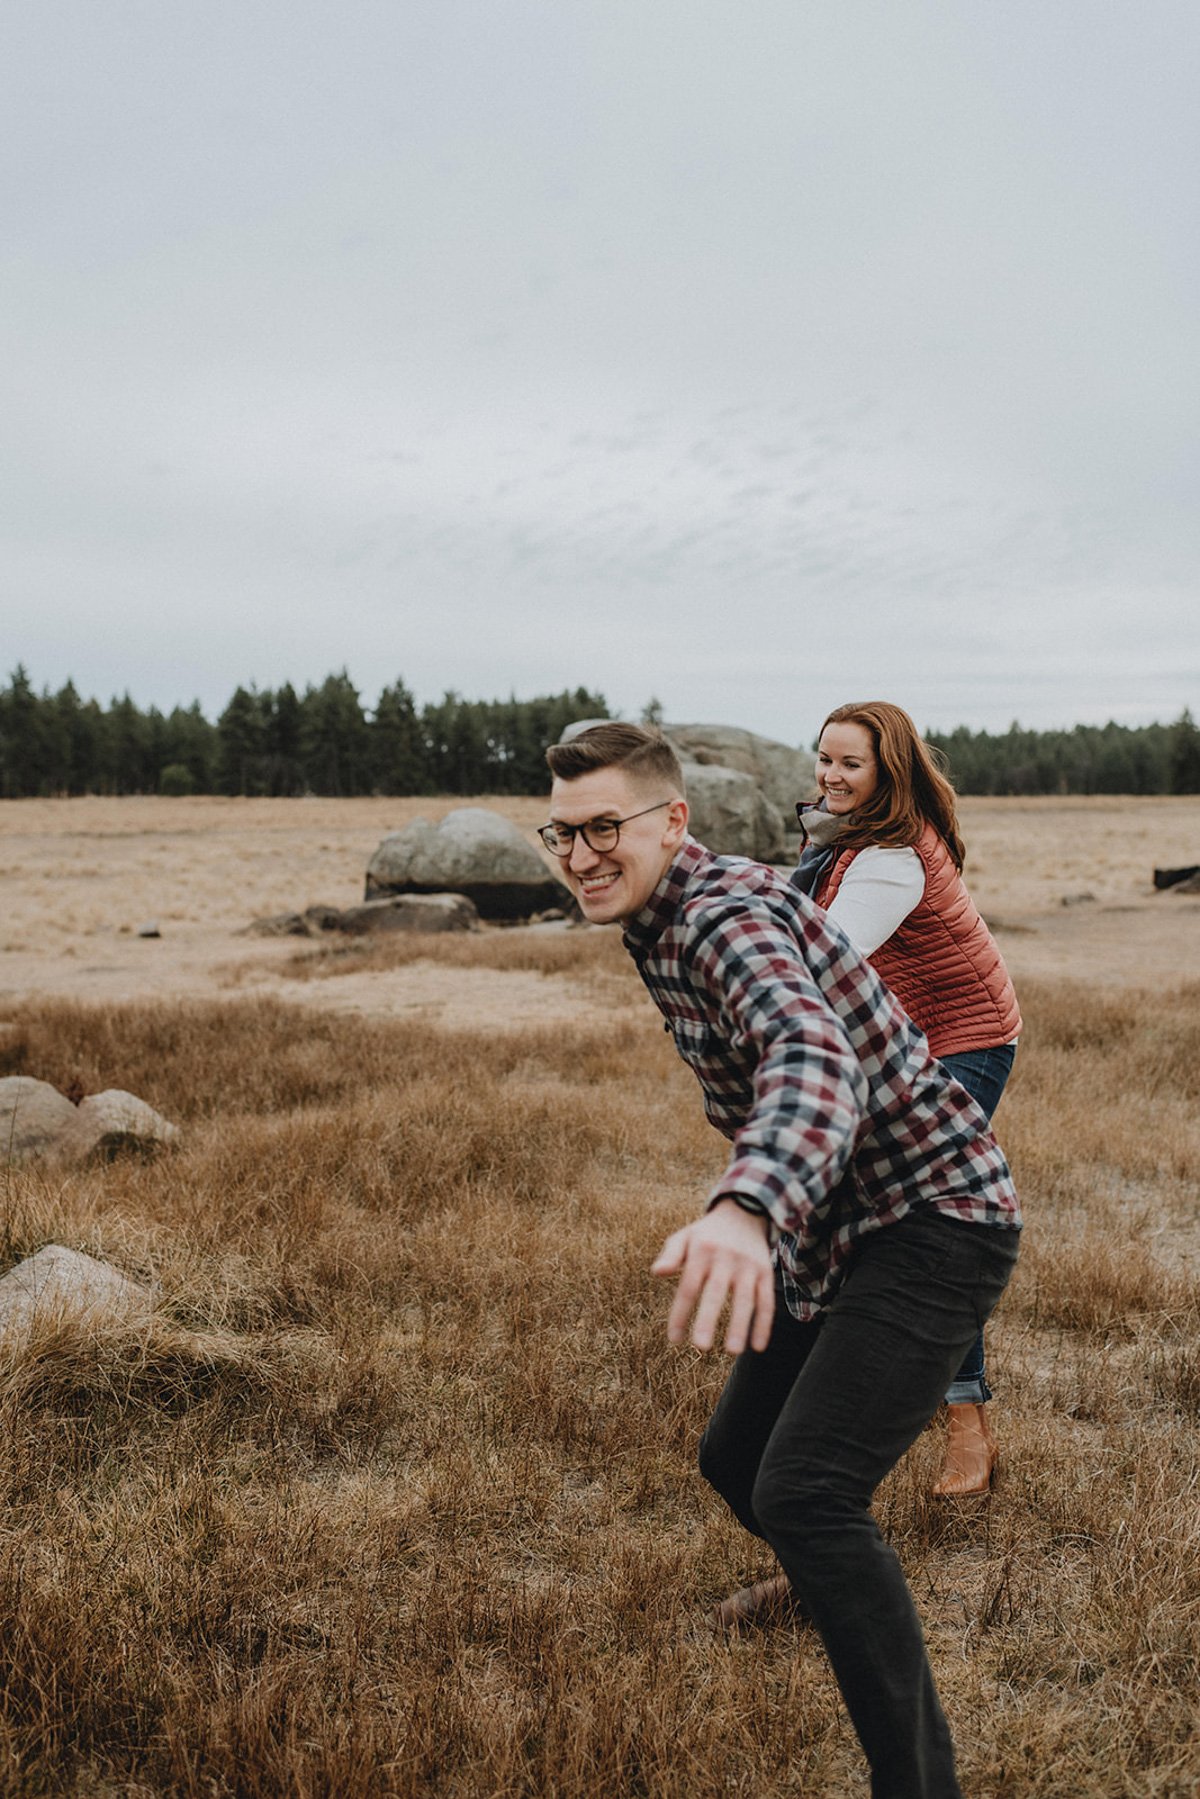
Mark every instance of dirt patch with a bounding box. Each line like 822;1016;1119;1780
1;793;1197;1024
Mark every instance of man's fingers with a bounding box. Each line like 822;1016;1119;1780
721;1257;775;1356
651;1227;690;1277
687;1254;733;1351
663;1236;708;1342
747;1264;776;1353
722;1268;758;1356
665;1265;703;1344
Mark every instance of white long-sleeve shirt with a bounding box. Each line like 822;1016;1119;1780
823;845;925;957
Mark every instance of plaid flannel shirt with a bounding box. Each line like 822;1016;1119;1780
623;837;1020;1321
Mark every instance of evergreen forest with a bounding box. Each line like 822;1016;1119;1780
1;666;1198;799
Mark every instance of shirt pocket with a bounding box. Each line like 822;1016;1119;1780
669;1017;711;1069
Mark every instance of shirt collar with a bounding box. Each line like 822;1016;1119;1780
622;835;711;958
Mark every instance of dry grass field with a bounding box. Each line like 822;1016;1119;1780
1;794;1199;1796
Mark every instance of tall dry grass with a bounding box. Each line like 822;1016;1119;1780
1;955;1199;1796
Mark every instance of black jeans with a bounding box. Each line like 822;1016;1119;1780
698;1209;1019;1799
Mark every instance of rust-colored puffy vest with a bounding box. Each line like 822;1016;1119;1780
816;823;1022;1057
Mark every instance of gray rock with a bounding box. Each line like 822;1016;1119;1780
666;723;816;818
0;1077;92;1164
681;761;788;861
337;894;480;935
0;1245;154;1342
366;809;565;921
137;920;161;938
75;1090;179;1159
246;897;479;936
0;1077;178;1166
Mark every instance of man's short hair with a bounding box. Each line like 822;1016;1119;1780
546;722;685;794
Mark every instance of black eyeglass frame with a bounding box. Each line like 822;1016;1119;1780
537;799;672;859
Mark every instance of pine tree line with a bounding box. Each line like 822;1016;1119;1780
1;665;1197;797
926;714;1200;797
0;667;610;798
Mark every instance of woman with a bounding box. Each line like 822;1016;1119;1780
795;700;1021;1499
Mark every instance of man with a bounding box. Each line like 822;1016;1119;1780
540;722;1020;1799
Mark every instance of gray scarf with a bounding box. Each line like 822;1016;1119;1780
792;802;852;896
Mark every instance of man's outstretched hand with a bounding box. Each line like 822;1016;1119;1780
651;1198;775;1355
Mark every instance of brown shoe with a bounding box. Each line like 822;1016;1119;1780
931;1402;998;1498
710;1572;808;1634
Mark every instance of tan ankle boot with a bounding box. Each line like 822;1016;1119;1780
932;1402;998;1498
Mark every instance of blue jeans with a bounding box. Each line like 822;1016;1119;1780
700;1208;1019;1796
937;1043;1017;1404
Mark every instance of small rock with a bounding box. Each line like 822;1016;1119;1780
1059;892;1096;907
0;1077;178;1166
0;1245;155;1343
137;920;161;939
75;1090;179;1160
337;894;480;935
1153;865;1200;891
0;1076;93;1164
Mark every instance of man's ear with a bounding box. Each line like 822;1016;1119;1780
663;796;689;847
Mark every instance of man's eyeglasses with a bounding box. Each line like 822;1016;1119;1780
537;800;671;859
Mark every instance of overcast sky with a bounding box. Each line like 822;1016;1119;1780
4;1;1197;748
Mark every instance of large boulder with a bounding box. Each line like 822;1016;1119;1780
666;723;815;817
681;762;788;862
365;809;565;921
